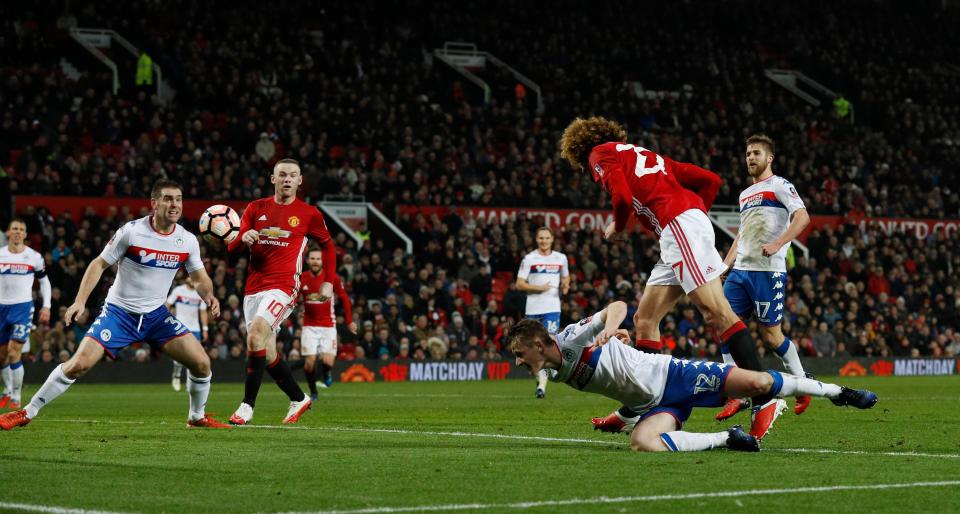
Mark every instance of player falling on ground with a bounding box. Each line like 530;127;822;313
166;274;209;392
716;133;813;421
559;116;783;440
0;219;51;410
0;180;228;430
227;158;338;426
515;226;569;399
298;247;355;400
508;301;878;452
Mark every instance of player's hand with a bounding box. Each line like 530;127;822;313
561;285;569;295
761;242;781;257
64;302;84;326
348;322;358;334
594;327;621;347
317;282;334;302
204;294;221;319
603;221;624;241
241;229;259;246
39;307;51;326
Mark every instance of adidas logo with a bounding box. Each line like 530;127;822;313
258;215;267;221
705;266;715;274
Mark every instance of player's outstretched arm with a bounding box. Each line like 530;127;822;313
64;257;111;326
189;269;220;319
594;301;628;346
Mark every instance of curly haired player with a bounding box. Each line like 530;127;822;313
560;116;786;440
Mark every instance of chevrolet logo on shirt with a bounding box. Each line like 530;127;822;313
259;226;291;239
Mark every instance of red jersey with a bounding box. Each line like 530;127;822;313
589;143;722;238
228;197;337;296
299;271;352;327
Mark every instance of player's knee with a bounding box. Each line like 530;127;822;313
748;372;774;396
191;356;212;377
304;361;315;373
630;433;667;452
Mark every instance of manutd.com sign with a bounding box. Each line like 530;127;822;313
397;205;615;231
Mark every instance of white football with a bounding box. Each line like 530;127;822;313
199;204;240;244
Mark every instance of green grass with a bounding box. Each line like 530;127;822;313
1;376;959;513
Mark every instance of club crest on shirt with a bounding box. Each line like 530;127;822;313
593;163;604;178
288;216;300;227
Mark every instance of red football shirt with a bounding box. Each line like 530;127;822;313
589;143;722;238
299;271;352;327
228;197;337;296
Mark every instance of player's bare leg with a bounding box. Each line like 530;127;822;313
163;334;228;428
0;344;10;408
0;338;103;430
593;285;682;433
630;411;757;453
760;325;811;414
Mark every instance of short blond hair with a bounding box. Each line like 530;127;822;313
745;134;775;155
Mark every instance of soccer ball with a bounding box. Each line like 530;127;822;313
199;205;240;244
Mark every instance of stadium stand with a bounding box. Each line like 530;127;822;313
3;0;959;363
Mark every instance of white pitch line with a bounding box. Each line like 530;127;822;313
0;502;132;514
241;424;625;446
38;419;960;459
269;480;960;514
775;448;960;459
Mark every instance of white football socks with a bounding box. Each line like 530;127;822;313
777;374;841;398
774;338;806;376
172;361;185;379
660;430;729;451
10;362;24;401
1;364;10;395
187;372;212;421
536;369;548;390
25;364;75;419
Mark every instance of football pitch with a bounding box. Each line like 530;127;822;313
1;376;958;514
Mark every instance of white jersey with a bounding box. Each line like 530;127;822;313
100;216;204;313
550;314;673;414
0;245;50;307
166;284;207;332
517;250;568;315
735;175;806;272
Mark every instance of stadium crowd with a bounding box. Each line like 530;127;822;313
3;0;959;365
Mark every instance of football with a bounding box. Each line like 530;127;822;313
198;204;240;244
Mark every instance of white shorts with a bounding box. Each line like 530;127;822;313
646;209;727;294
302;326;338;356
243;290;295;333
